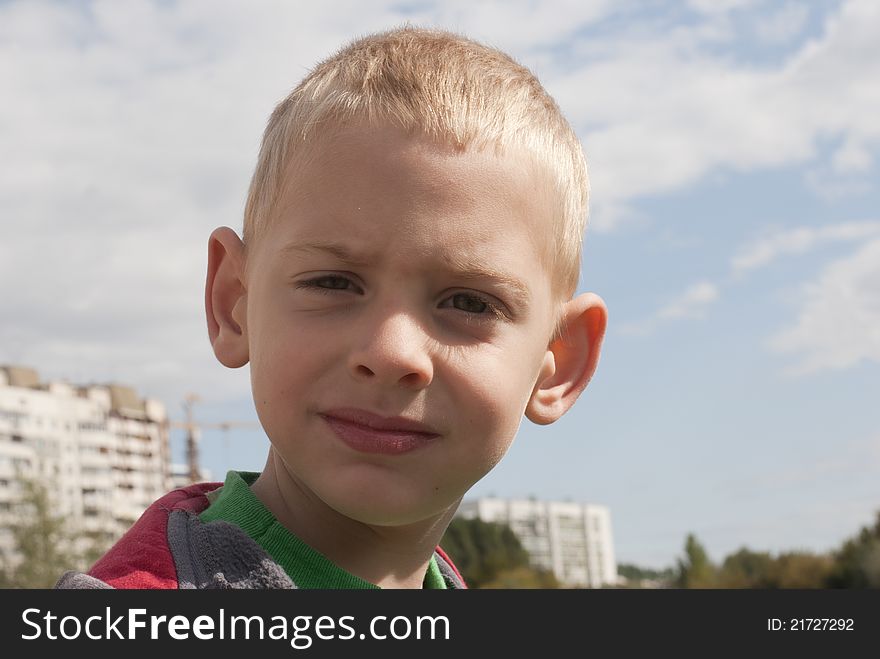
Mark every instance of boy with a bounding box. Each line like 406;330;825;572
57;26;606;589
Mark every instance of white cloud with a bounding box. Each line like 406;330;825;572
687;0;761;14
625;219;880;370
621;281;719;335
767;237;880;374
625;217;880;344
832;139;875;174
755;2;809;44
394;0;613;52
658;281;720;319
550;0;880;230
731;221;880;275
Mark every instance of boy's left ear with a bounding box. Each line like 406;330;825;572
525;292;607;425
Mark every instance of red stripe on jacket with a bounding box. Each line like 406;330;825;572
88;482;220;589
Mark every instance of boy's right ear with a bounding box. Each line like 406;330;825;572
205;227;249;368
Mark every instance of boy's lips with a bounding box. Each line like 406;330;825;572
319;408;440;455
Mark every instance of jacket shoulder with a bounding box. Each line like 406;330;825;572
87;482;222;589
435;546;468;589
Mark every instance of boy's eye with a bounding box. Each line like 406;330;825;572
312;275;351;290
295;277;506;320
449;293;488;314
296;275;358;292
441;292;506;320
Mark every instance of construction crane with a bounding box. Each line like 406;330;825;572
168;393;261;483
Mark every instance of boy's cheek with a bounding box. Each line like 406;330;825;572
458;384;528;452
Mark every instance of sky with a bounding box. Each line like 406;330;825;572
1;0;878;570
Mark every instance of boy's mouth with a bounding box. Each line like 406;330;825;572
319;408;440;455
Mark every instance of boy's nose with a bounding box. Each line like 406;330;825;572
348;311;434;390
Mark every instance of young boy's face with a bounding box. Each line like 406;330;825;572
239;122;564;526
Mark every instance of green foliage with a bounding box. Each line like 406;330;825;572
441;516;552;588
826;512;880;588
608;508;880;590
674;533;716;588
717;547;775;588
0;479;106;588
479;565;560;589
717;547;833;588
617;562;675;584
769;551;834;588
669;535;838;589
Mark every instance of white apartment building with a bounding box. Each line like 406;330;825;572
458;497;617;588
0;365;171;566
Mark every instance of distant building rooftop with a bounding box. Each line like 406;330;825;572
0;364;162;420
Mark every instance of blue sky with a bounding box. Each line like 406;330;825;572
1;0;877;569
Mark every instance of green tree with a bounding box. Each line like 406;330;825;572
767;551;833;588
480;565;560;589
826;511;880;588
441;517;537;588
674;533;716;588
617;562;675;587
717;547;831;588
717;547;774;588
0;479;87;588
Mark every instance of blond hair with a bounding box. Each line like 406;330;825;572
243;26;588;301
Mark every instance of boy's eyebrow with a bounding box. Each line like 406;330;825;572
281;240;532;307
281;241;373;267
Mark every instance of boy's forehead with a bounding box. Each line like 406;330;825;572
281;120;550;203
255;121;562;301
282;125;553;227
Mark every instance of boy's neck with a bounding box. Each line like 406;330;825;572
250;452;458;589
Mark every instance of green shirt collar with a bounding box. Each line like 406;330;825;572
200;470;446;589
